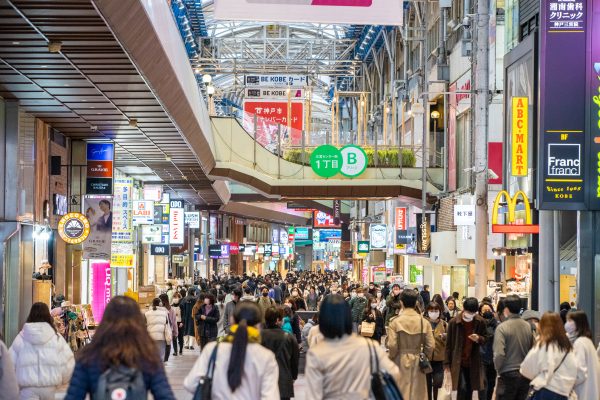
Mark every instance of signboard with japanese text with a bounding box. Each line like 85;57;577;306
539;0;587;209
143;185;162;202
169;208;185;245
110;254;134;268
86;143;114;195
245;75;308;87
141;225;162;244
132;200;154;226
243;101;304;147
245;87;305;99
587;0;600;209
215;0;403;26
371;265;387;284
313;210;341;228
112;178;132;242
310;145;342;177
184;211;200;229
454;205;476;226
511;97;529;176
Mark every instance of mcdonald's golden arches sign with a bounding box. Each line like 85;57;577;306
491;191;539;234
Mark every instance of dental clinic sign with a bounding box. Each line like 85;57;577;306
310;145;367;178
214;0;403;26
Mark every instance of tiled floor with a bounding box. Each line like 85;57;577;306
56;347;307;399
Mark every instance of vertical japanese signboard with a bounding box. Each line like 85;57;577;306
539;0;587;209
587;0;600;209
112;178;132;242
86;143;114;195
511;97;529;176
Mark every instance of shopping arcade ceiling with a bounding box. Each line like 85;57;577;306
0;0;224;205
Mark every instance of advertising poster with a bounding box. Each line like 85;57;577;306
184;211;200;229
112;178;132;242
83;196;113;260
313;210;341;228
371;265;387;284
243;101;304;147
91;261;111;323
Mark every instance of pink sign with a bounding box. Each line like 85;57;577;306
91;262;111;323
311;0;372;5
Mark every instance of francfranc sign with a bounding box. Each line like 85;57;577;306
548;144;581;176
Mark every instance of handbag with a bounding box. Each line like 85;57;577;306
360;320;376;337
526;352;569;400
418;317;433;374
366;338;404;400
164;317;173;343
193;343;219;400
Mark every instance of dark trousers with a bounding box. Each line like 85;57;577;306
531;389;567;400
173;329;184;355
496;370;531;400
199;336;216;350
426;361;444;400
164;344;171;362
481;363;497;400
457;367;474;400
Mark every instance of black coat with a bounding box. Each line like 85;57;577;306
195;304;220;338
261;328;299;398
181;295;196;336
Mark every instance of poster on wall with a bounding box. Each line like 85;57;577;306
83;196;113;260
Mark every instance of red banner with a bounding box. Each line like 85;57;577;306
395;207;407;230
243;101;304;147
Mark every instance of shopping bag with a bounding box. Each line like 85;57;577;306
438;369;453;400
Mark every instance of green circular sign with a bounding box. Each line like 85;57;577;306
340;145;368;177
310;145;342;178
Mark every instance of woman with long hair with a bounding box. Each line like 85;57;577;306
520;312;585;400
9;302;74;399
564;311;600;400
171;291;184;356
145;297;170;361
305;294;400;399
64;296;175;399
159;293;178;362
184;301;279;399
195;293;220;350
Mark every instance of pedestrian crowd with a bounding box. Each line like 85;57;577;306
0;270;599;400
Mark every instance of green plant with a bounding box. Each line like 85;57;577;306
401;149;416;167
283;147;417;168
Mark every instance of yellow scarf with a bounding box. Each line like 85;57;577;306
223;324;261;344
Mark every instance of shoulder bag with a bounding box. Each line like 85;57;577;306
419;317;433;374
193;343;219;400
360;314;376;337
366;338;404;400
526;351;569;400
164;316;173;343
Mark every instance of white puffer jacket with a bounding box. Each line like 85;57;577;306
145;307;169;341
9;322;74;388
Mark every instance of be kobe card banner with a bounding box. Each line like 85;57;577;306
214;0;403;26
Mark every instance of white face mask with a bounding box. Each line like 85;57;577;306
371;303;377;309
462;312;475;322
376;292;382;298
565;320;577;335
173;299;180;305
429;311;440;320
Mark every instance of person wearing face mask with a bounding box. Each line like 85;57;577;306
145;298;170;361
478;302;499;400
425;302;448;400
257;287;276;321
367;282;377;297
290;287;307;311
375;290;387;314
492;295;535;400
444;297;488;400
171;292;184;356
360;296;384;343
385;284;403;327
195;294;220;350
565;311;600;400
348;288;368;334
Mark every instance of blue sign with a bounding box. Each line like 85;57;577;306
317;229;341;241
86;143;114;161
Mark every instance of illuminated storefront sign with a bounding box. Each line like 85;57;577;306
491;190;540;234
169;208;185;245
511;97;528;176
132;200;154;226
58;213;90;244
91;261;111;323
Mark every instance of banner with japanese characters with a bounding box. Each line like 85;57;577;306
243;101;304;148
112;178;133;242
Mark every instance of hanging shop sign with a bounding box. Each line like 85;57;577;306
357;241;370;254
395;230;412;245
150;244;169;256
395;207;407;250
372;266;387;284
369;224;387;250
169;199;185;209
264;243;273;257
588;1;600;209
333;200;341;225
132;200;154;226
209;244;222;258
454;205;476;226
310;145;342;177
91;261;111;323
294;227;310;240
143;185;163;202
244;87;305;99
184;211;200;229
172;255;185;263
169;208;185;245
214;0;403;26
416;213;431;254
491;190;540;234
229;243;240;255
112;178;133;242
86;143;114;195
539;0;587;209
340;145;368;178
83;196;113;260
110;254;134;268
511;97;529;176
141;225;162;244
243;101;304;146
58;213;91;244
313;210;341;228
244;75;308;87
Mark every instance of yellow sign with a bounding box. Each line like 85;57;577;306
511;97;528;176
110;254;134;267
57;213;90;244
491;190;539;234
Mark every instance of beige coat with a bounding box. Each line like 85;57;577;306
306;334;401;400
388;308;435;400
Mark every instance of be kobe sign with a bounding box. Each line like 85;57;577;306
310;144;367;178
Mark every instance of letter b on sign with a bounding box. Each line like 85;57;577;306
340;145;367;177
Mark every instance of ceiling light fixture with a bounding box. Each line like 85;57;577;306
202;74;212;84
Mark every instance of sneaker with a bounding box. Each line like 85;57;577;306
179;351;183;355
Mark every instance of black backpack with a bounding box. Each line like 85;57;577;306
94;366;146;400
